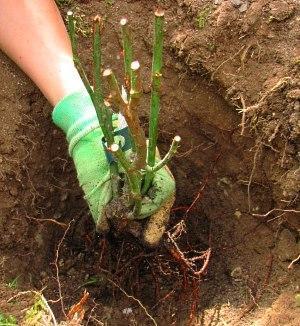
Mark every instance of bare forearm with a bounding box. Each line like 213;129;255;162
0;0;83;105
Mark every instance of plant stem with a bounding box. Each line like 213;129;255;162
93;16;119;197
67;11;93;98
128;61;147;170
120;18;133;90
143;9;165;194
103;68;125;111
93;16;114;145
146;136;181;173
110;144;141;215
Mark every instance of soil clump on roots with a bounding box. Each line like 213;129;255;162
0;0;299;325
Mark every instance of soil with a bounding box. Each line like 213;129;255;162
0;0;299;325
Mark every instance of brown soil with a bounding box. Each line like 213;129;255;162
0;0;299;325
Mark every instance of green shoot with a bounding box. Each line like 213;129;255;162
147;136;181;173
92;16;114;145
196;6;211;29
7;275;20;289
143;9;165;194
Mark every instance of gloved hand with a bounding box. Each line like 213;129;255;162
52;91;175;243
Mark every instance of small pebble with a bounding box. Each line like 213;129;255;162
9;186;18;197
230;0;243;7
122;307;133;315
239;2;248;12
60;193;68;201
234;210;242;219
230;0;249;12
53;212;62;220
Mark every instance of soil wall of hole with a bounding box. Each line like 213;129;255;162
0;0;299;325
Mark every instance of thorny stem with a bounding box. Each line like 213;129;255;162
103;68;125;112
143;9;165;194
128;61;147;170
93;16;114;145
103;66;144;212
93;16;119;197
68;12;119;196
120;18;133;90
146;136;181;173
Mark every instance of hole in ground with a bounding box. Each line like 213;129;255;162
0;50;287;325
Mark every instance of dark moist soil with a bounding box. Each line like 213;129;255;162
0;0;299;325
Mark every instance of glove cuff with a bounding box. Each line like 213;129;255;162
52;91;101;155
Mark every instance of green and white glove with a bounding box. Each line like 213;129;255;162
52;90;175;238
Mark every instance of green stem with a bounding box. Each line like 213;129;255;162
129;61;147;170
110;144;141;215
103;68;125;111
146;136;181;173
93;16;114;145
93;16;118;197
120;18;133;90
143;9;165;194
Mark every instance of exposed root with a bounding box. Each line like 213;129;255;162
247;143;262;212
166;221;211;277
239;94;247;136
53;220;74;317
252;208;300;218
288;254;300;269
243;77;291;114
25;212;67;228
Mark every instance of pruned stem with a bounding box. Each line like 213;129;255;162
93;15;114;145
127;61;147;170
120;18;133;90
146;135;181;173
67;11;77;58
93;16;119;197
143;9;165;193
103;68;125;111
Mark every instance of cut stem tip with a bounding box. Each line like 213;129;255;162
174;135;181;143
110;144;119;152
103;68;112;77
67;11;73;16
155;9;165;17
120;18;128;26
131;60;140;70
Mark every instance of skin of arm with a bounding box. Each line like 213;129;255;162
0;0;84;106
